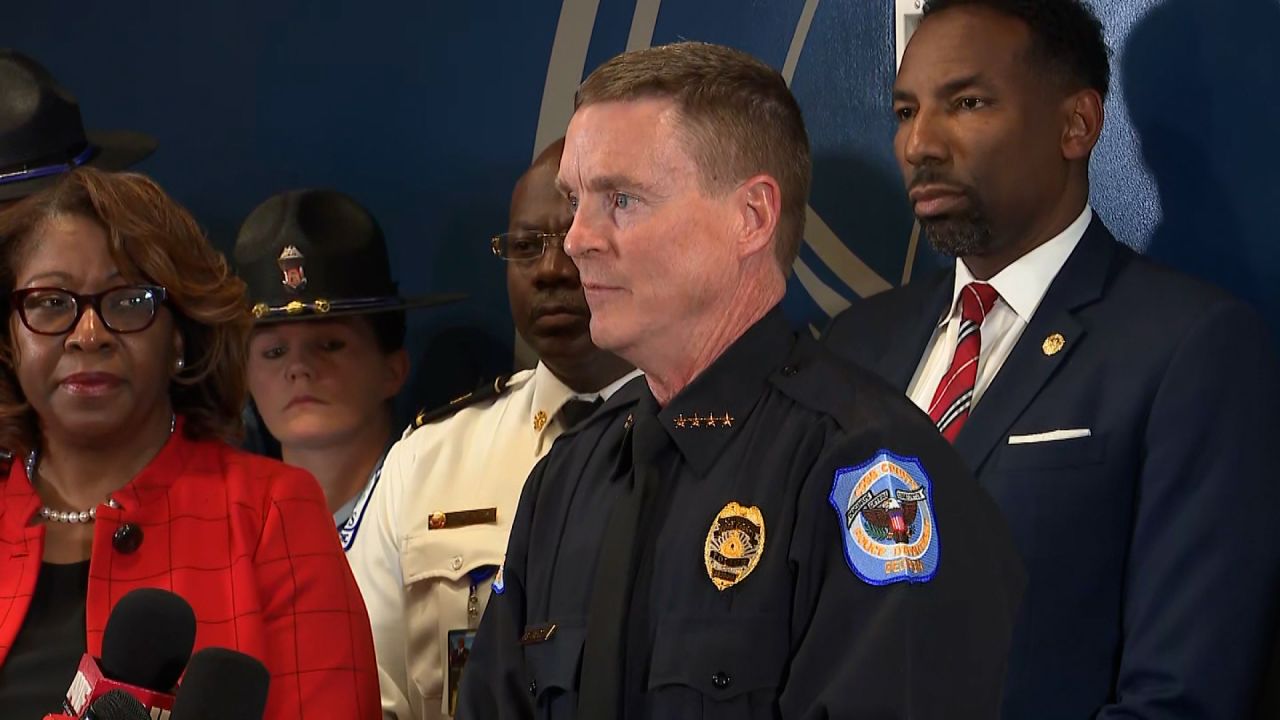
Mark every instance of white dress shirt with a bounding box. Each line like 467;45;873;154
907;206;1093;412
347;362;641;719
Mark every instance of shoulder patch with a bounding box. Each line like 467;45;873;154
828;450;939;585
408;375;513;435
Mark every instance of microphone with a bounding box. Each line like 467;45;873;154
82;689;151;720
170;647;270;720
63;588;197;719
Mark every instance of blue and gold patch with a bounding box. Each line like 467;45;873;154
828;451;939;585
491;559;506;595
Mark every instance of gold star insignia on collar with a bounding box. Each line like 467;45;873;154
533;410;548;432
671;413;735;429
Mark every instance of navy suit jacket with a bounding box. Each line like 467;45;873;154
824;217;1280;719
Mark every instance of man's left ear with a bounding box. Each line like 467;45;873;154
1062;88;1104;161
384;348;411;400
737;174;782;258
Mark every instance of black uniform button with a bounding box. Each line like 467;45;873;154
528;680;537;696
781;365;799;377
711;671;732;690
112;523;143;554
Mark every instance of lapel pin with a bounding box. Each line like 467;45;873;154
532;410;548;432
1042;333;1066;356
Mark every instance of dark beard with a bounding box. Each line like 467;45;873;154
908;167;994;258
920;211;995;258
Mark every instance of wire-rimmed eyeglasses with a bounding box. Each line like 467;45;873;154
490;231;569;262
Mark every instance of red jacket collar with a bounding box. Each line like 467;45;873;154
0;416;198;536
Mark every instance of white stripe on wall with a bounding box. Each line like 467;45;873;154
532;0;602;162
626;0;662;51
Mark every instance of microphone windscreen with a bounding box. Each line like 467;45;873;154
84;689;151;720
100;588;197;691
171;647;270;720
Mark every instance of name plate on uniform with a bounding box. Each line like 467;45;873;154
519;623;558;645
427;507;498;530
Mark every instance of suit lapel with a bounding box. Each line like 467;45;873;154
953;218;1118;472
880;270;953;391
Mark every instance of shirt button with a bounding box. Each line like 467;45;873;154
711;671;732;690
451;556;463;570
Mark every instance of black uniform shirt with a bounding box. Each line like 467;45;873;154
459;307;1024;719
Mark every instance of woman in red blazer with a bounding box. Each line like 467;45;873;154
0;168;380;718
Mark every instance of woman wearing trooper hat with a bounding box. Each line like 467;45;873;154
235;189;460;550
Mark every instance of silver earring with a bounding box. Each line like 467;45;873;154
175;357;185;371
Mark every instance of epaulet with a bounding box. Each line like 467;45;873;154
408;374;514;434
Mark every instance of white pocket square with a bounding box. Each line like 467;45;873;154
1007;429;1092;445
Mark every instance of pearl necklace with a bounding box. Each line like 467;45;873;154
31;413;175;524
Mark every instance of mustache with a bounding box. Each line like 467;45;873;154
907;167;971;194
530;293;590;316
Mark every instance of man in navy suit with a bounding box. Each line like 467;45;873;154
824;0;1280;717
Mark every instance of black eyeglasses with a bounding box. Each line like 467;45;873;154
10;285;169;335
490;231;569;262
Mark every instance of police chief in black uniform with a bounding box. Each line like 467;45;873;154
458;41;1025;720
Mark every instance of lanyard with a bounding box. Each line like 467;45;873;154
466;565;499;629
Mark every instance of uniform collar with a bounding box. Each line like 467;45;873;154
334;444;391;528
593;369;644;401
656;306;796;476
530;362;645;436
529;362;579;437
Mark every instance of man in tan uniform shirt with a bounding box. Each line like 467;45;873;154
347;139;638;719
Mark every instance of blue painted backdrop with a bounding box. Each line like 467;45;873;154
6;0;1276;419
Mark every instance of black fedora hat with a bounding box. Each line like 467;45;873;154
234;189;463;323
0;50;156;201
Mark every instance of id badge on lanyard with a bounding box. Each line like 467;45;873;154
446;565;498;716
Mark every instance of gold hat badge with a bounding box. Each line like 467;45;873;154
277;245;306;291
704;501;765;591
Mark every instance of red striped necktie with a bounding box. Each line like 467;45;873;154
928;281;1000;442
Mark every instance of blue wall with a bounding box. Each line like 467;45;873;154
7;0;1276;416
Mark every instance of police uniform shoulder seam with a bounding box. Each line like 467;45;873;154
409;374;515;432
770;336;888;431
